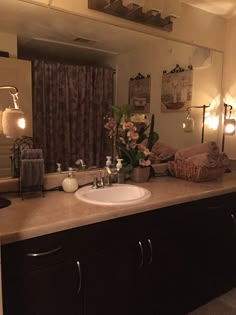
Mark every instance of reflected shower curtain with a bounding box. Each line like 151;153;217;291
32;60;113;173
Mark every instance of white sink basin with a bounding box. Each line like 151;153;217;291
75;184;151;206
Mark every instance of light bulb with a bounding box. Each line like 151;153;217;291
18;117;26;129
224;119;235;135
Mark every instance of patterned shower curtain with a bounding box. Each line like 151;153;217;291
32;60;114;173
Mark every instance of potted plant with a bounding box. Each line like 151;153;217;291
104;104;159;182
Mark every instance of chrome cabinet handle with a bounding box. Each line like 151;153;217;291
231;213;236;227
26;245;62;257
147;239;153;265
138;241;144;270
76;260;82;295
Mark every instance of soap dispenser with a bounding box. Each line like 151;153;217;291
62;167;78;193
116;159;125;184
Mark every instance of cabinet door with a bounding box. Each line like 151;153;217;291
2;229;85;315
139;206;188;315
3;259;83;315
83;241;142;315
4;260;83;315
80;217;144;315
185;193;236;310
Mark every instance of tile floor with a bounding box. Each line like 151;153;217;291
189;288;236;314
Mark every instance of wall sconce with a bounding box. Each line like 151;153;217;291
224;119;235;135
183;104;210;143
222;103;235;152
0;85;26;138
0;85;26;209
183;108;194;132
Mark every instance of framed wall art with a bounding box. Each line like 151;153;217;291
161;64;193;112
128;73;151;113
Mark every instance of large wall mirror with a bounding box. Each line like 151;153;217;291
0;0;223;178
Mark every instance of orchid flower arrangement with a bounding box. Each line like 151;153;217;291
104;104;159;172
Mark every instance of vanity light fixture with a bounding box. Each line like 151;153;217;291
88;0;180;32
0;85;26;209
0;85;26;138
222;103;235;152
183;104;211;143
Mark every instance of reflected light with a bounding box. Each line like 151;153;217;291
18;117;26;129
204;115;219;130
224;119;235;135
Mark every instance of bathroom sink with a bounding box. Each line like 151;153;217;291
75;184;151;206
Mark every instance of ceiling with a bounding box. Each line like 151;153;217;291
182;0;236;18
0;0;235;64
0;0;163;64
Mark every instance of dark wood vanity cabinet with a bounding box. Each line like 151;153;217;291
1;230;85;315
184;193;236;311
2;192;236;315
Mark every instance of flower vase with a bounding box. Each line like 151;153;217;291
130;167;150;183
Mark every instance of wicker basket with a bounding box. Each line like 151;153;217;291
168;161;224;182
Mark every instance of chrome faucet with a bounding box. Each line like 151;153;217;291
92;171;105;189
105;166;117;186
75;159;86;170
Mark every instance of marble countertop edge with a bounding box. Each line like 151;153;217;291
1;173;236;245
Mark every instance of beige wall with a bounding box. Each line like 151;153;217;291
0;32;17;58
114;39;223;149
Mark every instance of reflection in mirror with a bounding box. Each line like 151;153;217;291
0;0;223;178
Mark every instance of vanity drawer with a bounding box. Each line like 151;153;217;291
1;227;86;273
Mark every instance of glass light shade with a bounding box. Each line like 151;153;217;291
224;119;236;135
2;108;26;138
183;114;194;132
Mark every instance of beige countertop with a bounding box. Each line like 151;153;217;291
1;173;236;245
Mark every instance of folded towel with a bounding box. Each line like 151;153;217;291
20;159;45;187
21;149;43;159
150;141;177;162
186;152;230;168
175;141;219;161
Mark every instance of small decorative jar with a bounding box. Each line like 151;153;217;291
62;168;78;192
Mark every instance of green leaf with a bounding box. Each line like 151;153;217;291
112;104;134;124
147;114;159;151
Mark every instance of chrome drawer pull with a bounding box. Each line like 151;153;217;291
26;245;62;257
147;239;153;265
138;241;144;270
76;260;82;294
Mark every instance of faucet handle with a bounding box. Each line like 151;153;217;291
92;177;99;189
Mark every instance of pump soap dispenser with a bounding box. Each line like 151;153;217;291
62;167;78;193
116;159;125;184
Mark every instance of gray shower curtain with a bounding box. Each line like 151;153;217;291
32;60;114;173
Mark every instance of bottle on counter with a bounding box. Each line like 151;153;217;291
62;167;79;193
116;159;125;184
